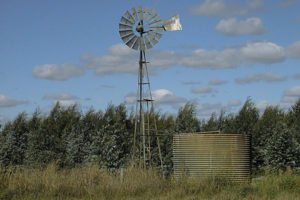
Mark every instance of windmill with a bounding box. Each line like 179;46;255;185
119;6;182;168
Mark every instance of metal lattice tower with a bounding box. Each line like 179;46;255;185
118;6;182;169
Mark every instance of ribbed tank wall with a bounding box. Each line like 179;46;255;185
173;134;251;183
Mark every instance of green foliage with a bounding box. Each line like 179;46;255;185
252;106;286;169
175;103;200;133
221;113;237;133
265;122;300;170
201;110;236;133
0;112;29;166
201;112;219;131
235;97;259;134
287;99;300;142
88;104;133;168
156;113;176;174
1;98;300;172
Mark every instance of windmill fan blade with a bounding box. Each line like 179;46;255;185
149;27;165;32
125;11;135;24
163;14;183;31
132;37;140;50
131;8;138;21
119;30;134;37
146;9;156;21
143;7;149;19
147;34;159;45
121;16;134;25
119;23;132;30
138;6;143;20
148;14;160;24
126;36;138;48
121;33;135;43
140;37;146;51
144;36;153;49
149;20;163;26
148;31;162;39
119;7;176;50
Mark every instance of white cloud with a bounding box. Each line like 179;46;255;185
235;72;287;84
152;89;187;105
124;89;187;109
216;17;264;36
82;41;292;76
43;93;78;107
0;115;10;126
100;84;115;88
182;81;201;85
43;93;78;100
255;100;276;112
286;41;300;58
124;92;136;104
125;90;241;118
0;94;27;107
82;44;138;75
282;85;300;101
195;99;241;118
294;74;300;80
53;100;77;107
178;48;241;69
190;0;263;17
180;41;285;68
281;86;300;108
191;85;214;94
196;103;222;117
241;41;286;63
33;64;84;81
177;44;200;49
209;78;228;85
227;100;242;107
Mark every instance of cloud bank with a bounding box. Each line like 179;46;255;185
82;41;291;76
215;17;264;36
33;64;84;80
0;94;27;107
34;40;300;79
281;85;300;107
196;99;241;118
43;93;79;107
124;89;187;109
235;72;287;84
191;85;214;94
190;0;263;17
209;78;228;85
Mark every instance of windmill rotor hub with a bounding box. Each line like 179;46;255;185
136;21;144;34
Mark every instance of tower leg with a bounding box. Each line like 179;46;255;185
132;49;163;171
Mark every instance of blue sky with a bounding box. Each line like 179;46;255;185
1;0;300;124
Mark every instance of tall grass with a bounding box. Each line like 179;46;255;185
1;164;300;200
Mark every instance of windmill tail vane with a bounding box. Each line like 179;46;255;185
163;14;182;31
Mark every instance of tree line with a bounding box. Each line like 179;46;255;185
0;98;300;173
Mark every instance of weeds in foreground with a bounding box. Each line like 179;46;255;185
0;164;300;200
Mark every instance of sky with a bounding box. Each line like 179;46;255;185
1;0;300;125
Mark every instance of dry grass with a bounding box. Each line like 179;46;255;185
1;164;300;200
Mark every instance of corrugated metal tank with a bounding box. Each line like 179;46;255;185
173;133;251;183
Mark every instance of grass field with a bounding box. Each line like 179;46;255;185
1;164;300;200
